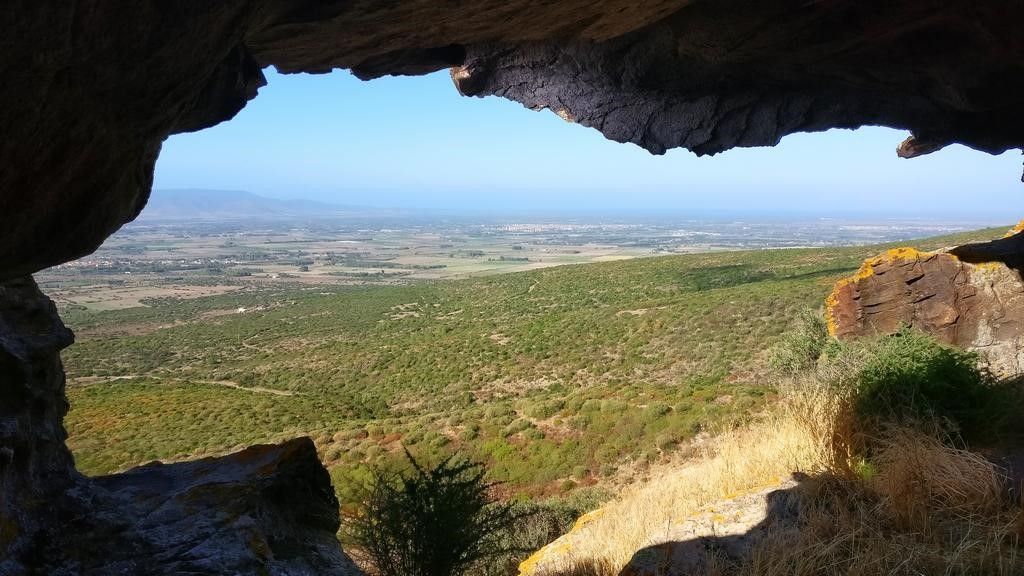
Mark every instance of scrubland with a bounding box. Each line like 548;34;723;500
57;226;1020;573
527;325;1024;576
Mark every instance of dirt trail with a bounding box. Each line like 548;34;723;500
195;379;295;396
71;375;295;396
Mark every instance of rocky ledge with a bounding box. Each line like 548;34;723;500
519;479;801;576
0;278;360;575
826;231;1024;377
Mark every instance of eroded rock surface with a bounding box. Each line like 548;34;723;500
0;276;76;573
81;439;360;576
6;1;1024;277
0;277;359;575
826;244;1024;377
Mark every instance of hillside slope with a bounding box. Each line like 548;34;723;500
61;227;1009;505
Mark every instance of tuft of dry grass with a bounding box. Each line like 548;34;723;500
526;381;1023;576
526;391;833;573
872;426;1006;528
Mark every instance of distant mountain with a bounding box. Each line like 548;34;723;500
138;189;392;221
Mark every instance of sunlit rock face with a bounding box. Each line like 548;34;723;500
827;235;1024;377
5;0;1024;278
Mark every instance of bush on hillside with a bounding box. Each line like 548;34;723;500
343;449;521;576
769;309;829;375
476;490;609;576
851;328;999;439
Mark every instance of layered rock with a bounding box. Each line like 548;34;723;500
0;278;360;575
826;241;1024;377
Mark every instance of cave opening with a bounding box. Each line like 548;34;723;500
5;2;1024;573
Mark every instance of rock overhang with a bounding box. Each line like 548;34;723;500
4;0;1024;278
4;3;1024;572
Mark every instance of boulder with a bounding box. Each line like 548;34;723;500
519;479;801;576
826;237;1024;377
0;277;361;575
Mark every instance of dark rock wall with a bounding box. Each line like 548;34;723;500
0;277;76;573
5;0;1024;277
456;2;1024;157
5;1;1024;573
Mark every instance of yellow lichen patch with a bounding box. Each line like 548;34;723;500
570;507;605;532
824;286;842;336
519;540;572;575
878;247;928;262
824;247;932;336
519;508;607;574
1003;219;1024;238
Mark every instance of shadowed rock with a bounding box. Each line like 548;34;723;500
5;0;1024;277
0;278;360;575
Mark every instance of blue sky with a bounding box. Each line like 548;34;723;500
154;68;1022;218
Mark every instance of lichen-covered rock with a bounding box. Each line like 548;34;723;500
826;239;1024;377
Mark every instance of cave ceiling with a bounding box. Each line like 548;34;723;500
4;0;1023;279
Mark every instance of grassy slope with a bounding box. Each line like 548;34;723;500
61;227;1008;503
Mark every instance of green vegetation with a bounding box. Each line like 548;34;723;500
851;329;1000;438
344;451;521;576
768;309;829;375
521;315;1024;576
792;325;1021;445
61;227;1008;510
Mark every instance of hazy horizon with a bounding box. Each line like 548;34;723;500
146;187;1013;225
154;69;1023;220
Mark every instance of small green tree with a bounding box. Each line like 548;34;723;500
345;449;522;576
769;309;829;375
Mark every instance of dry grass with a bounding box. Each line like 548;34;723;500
528;380;1023;576
527;394;832;573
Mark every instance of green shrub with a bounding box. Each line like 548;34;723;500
473;490;608;576
770;309;828;375
343;450;521;576
851;328;996;439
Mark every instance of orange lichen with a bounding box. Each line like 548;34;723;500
1003;219;1024;238
824;247;931;336
518;508;606;574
